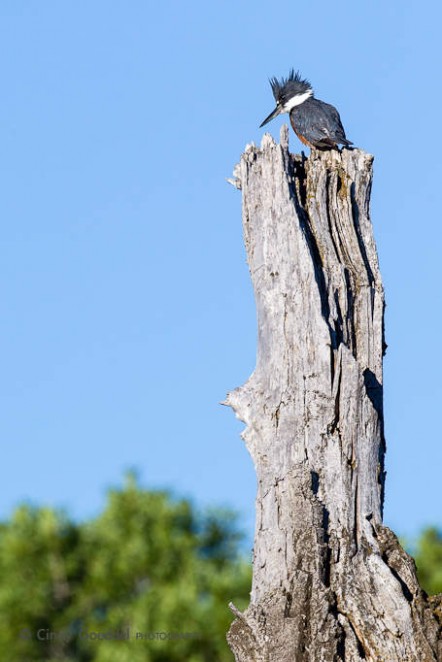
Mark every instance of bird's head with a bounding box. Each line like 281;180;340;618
260;70;313;127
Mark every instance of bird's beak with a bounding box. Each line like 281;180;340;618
259;105;282;128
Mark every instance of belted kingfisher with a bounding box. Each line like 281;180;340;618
260;70;352;150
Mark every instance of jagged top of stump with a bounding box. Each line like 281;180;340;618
227;125;373;190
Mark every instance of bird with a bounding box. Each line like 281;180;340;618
260;70;352;150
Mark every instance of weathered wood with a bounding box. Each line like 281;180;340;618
226;126;442;661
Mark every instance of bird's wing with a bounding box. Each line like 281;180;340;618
293;99;352;146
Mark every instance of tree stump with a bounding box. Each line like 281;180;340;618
225;126;441;661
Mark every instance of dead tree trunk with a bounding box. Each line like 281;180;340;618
225;126;441;662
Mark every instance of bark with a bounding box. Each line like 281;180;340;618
225;126;442;661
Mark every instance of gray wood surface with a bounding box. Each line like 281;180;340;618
225;126;441;661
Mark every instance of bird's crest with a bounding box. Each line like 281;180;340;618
269;69;312;104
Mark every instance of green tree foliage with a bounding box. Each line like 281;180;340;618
0;475;251;662
413;527;442;596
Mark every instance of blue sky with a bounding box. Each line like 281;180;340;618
0;1;440;546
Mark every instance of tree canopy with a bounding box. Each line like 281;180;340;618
0;474;251;661
413;527;442;596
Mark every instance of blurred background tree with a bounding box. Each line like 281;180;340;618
413;527;442;597
0;474;251;662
